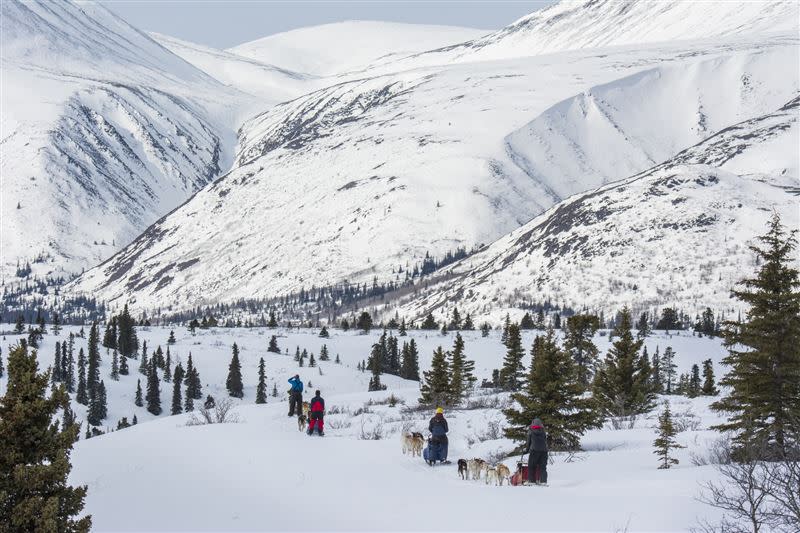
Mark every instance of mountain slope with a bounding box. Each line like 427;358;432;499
228;21;489;77
1;0;249;282
391;97;800;322
67;29;798;312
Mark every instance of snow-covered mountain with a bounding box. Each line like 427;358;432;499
68;28;798;313
391;96;800;323
228;21;489;77
359;0;799;75
1;0;252;282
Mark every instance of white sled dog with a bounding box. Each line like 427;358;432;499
485;466;500;485
495;463;511;486
467;458;486;480
402;432;425;457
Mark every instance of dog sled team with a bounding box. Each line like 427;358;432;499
285;374;549;486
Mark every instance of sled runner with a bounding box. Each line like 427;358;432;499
423;437;449;465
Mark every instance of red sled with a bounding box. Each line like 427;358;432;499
510;461;541;486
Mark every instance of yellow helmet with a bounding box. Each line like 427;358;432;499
436;407;444;414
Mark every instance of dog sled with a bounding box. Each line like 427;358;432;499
423;437;449;466
509;458;542;486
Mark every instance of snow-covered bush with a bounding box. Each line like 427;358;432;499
186;398;240;425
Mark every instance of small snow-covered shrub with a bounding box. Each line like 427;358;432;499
326;405;348;415
463;394;511;410
186;398;240;426
358;416;384;440
672;406;701;433
326;418;352;430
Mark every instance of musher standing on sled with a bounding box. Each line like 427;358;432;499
522;417;548;485
287;374;303;417
427;407;449;463
307;390;325;436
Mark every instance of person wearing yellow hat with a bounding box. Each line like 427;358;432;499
425;407;449;464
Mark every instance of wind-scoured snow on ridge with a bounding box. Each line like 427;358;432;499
392;97;800;323
0;0;253;282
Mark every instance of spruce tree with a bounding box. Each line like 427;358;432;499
593;307;655;418
651;346;663;394
163;348;171;383
419;346;451;405
76;348;88;405
226;343;244;398
171;363;184;415
463;313;474;331
87;381;107;426
448;333;476;404
398;319;407;336
701;359;717;396
0;343;91;531
504;330;601;449
134;379;143;407
267;335;280;353
308;352;316;368
481;323;491;337
357;311;373;333
102;317;117;349
119;352;129;376
386;335;400;375
167;330;176;345
110;350;119;381
14;313;25;334
255;357;268;404
153;346;165;370
184;354;202;401
400;339;420;380
335;353;341;364
688;364;701;398
319;344;330;361
271;383;278;398
653;401;684;469
712;214;800;455
138;340;149;375
319;326;329;338
86;322;101;400
267;310;278;328
661;347;677;394
636;312;651;339
499;323;525;391
52;341;63;383
116;304;139;359
145;364;161;416
420;313;437;330
62;339;75;393
0;347;4;379
563;314;600;386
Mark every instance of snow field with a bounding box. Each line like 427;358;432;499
1;326;731;531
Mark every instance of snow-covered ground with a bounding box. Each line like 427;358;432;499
2;326;733;531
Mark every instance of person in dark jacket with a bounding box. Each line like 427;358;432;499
522;417;548;484
427;407;449;462
307;390;325;436
287;375;303;417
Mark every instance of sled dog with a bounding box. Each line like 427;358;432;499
302;402;310;418
496;463;511;485
457;459;468;479
467;458;486;480
485;466;500;485
402;432;425;456
297;414;307;431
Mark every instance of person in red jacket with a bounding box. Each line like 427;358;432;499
307;390;325;436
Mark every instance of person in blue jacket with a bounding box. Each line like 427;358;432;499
287;374;303;417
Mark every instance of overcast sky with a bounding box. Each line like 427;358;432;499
99;1;555;49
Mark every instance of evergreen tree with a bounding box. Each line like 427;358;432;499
553;313;562;329
635;312;651;339
132;414;138;425
655;308;681;331
318;326;329;338
701;359;717;396
335;353;341;364
535;309;546;330
501;314;511;344
661;347;677;394
563;314;600;386
63;338;75;393
14;313;25;334
138;340;149;375
102;317;117;349
593;308;655;418
0;347;4;379
184;354;202;401
86;322;100;400
52;312;62;335
367;335;385;390
653;401;684;469
226;343;244;398
319;344;330;361
504;330;601;449
145;363;161;416
651;346;663;394
449;307;462;330
400;339;420;381
481;322;491;337
462;313;474;331
119;352;129;376
87;381;107;426
440;322;448;336
167;330;176;345
499;323;525;391
398;319;407;336
356;311;373;333
76;348;88;405
267;335;280;353
134;379;143;407
163;348;171;383
153;345;165;370
386;335;400;375
110;350;119;381
116;304;139;358
519;312;535;330
52;341;63;383
448;333;476;404
420;313;438;330
419;346;451;405
271;383;278;398
308;352;316;368
712;214;800;455
340;319;350;331
0;343;91;531
256;358;268;404
688;364;701;398
171;363;184;415
267;310;278;328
